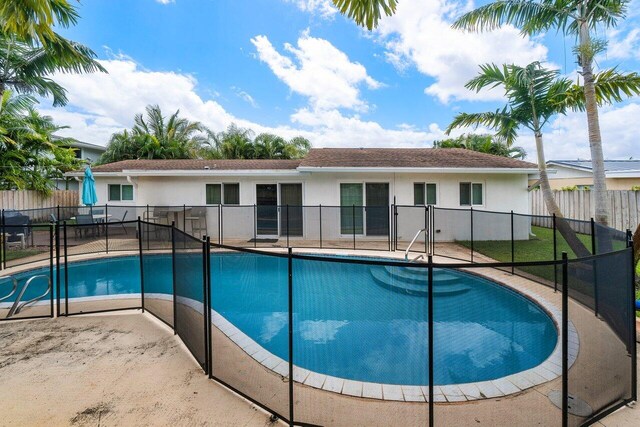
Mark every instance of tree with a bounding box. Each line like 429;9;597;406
433;134;526;159
446;62;591;256
97;105;207;164
332;0;398;30
0;0;106;105
0;90;82;194
452;0;634;226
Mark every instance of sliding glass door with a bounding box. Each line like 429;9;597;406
340;183;364;235
280;183;303;237
365;183;389;236
256;184;278;236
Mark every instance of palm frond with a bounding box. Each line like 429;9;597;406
331;0;398;30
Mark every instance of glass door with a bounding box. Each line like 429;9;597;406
280;184;303;237
340;183;364;235
365;183;389;236
256;184;278;236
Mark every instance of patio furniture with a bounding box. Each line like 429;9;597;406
107;210;129;235
153;208;171;225
74;214;98;238
3;212;32;246
1;232;26;249
186;207;207;238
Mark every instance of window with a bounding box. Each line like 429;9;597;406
206;183;240;205
108;184;133;201
460;182;483;206
414;183;437;205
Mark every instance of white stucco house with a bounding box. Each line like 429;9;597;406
68;148;538;243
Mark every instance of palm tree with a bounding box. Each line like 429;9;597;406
447;62;591;256
0;1;106;105
452;0;633;226
433;134;527;159
0;33;106;106
97;105;208;164
331;0;398;29
253;133;311;159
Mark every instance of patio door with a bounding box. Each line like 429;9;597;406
256;184;278;236
280;184;303;237
365;183;389;236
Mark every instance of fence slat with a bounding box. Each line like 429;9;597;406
530;189;640;231
0;190;79;212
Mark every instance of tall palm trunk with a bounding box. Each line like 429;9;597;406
579;18;609;226
533;122;591;257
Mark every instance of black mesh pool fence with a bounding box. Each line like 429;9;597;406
140;221;174;328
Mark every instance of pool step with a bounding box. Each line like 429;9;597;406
370;266;471;297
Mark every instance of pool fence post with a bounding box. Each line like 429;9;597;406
627;229;637;402
428;255;434;427
510;210;515;275
287;247;294;426
49;222;54;318
562;251;568;427
1;208;5;270
63;221;69;316
206;236;213;379
470;207;474;262
431;206;435;256
253;204;257;249
183;204;186;233
387;204;391;252
202;236;209;375
591;217;599;317
286;204;290;248
553;214;558;292
138;216;145;313
393;200;398;251
219;204;223;245
145;205;150;251
352;204;356;250
55;218;61;316
319;205;323;249
104;204;109;254
171;221;177;335
424;205;428;255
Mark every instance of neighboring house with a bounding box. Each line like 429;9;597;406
545;160;640;190
67;148;537;242
54;140;106;190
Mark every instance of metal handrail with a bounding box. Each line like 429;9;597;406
405;228;427;260
7;275;51;318
0;276;19;303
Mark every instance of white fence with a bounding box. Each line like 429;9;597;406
530;189;640;231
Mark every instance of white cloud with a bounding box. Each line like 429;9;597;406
251;31;381;111
606;28;640;61
375;0;549;103
231;86;258;108
517;103;640;161
155;0;174;4
44;58;438;149
283;0;337;18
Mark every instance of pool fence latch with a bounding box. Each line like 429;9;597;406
548;390;593;417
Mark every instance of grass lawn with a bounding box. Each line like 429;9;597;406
2;248;45;262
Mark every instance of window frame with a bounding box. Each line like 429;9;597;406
205;183;241;205
413;182;438;206
459;182;484;207
108;184;134;202
338;181;391;236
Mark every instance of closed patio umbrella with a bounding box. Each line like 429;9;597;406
82;167;98;207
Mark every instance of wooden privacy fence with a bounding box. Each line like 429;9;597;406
530;189;640;231
0;190;78;213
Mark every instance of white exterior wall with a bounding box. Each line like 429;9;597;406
87;171;531;242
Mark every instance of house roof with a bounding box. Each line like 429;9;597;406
72;148;537;176
299;148;537;169
90;159;301;173
548;159;640;173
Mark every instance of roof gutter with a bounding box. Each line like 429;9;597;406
66;169;303;178
296;167;539;174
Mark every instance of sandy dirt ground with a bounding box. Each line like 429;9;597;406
0;313;279;427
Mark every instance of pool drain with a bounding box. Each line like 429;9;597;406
548;390;593;417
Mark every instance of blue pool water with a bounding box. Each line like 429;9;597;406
3;254;557;386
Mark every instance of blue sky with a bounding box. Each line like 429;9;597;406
46;0;640;161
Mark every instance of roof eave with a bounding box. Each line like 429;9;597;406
296;166;538;174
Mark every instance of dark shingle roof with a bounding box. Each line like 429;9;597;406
87;148;537;173
299;148;537;169
91;159;301;172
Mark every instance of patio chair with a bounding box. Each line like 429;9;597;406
3;212;31;247
107;210;128;235
186;207;208;238
153;208;171;225
74;214;98;238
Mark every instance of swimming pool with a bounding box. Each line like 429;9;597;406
3;253;557;386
